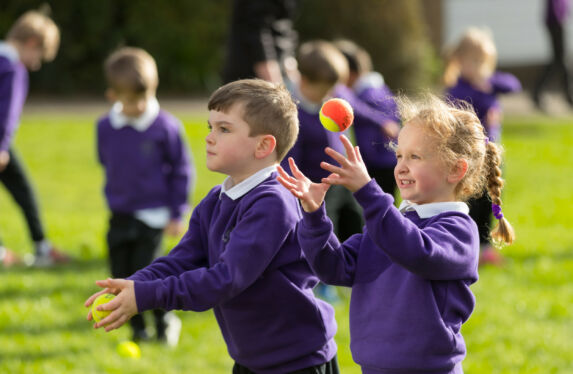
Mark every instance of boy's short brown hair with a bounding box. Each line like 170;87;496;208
333;39;373;76
7;10;60;62
297;40;349;85
208;79;299;162
104;47;158;95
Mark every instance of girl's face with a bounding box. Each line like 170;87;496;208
459;49;495;85
394;123;457;204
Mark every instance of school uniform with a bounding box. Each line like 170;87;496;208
343;73;400;195
0;42;46;246
298;179;479;374
447;73;521;245
97;98;193;338
128;166;338;374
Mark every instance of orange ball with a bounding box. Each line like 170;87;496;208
319;98;354;132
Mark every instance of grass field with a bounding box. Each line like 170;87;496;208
1;105;572;373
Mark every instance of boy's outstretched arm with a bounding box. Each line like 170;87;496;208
84;278;137;332
320;135;371;192
277;157;329;213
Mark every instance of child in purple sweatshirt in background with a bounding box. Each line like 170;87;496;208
0;10;70;267
334;39;401;197
278;94;514;374
444;27;521;266
86;79;339;374
95;47;194;344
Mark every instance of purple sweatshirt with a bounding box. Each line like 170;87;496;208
298;180;479;373
446;72;521;142
546;0;570;25
0;43;28;152
347;72;400;169
96;109;193;219
128;172;337;373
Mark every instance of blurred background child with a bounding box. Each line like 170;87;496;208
0;9;70;267
97;47;194;344
334;39;401;197
443;27;521;266
278;94;514;373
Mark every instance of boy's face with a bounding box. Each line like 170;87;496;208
394;123;456;204
206;103;262;184
107;89;149;118
19;38;43;71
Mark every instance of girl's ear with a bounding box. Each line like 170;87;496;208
255;135;277;160
448;159;468;184
105;88;117;103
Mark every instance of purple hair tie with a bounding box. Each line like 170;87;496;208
485;137;489;145
491;203;503;220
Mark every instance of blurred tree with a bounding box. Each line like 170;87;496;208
0;0;437;95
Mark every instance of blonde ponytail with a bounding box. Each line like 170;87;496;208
485;142;515;246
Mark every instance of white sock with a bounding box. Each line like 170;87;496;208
35;240;51;256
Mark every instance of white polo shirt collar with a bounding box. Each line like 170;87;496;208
109;97;160;132
398;200;469;218
220;165;277;200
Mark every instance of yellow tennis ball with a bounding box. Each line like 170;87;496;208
92;293;115;323
319;98;354;132
117;341;141;359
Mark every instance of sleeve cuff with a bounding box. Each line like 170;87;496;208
133;280;163;313
353;179;394;208
301;202;330;228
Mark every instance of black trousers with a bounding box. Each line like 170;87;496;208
468;191;492;247
233;355;339;374
0;148;45;245
370;167;397;198
325;185;363;242
534;21;573;102
107;214;166;335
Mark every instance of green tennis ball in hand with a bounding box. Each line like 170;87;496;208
92;293;115;323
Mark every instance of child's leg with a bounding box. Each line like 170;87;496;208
107;214;148;339
0;149;46;248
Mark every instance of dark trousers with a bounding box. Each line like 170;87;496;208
233;355;339;374
534;22;573;103
107;214;166;335
325;185;363;242
370;167;397;198
468;191;492;247
0;148;45;245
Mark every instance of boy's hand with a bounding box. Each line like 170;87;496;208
0;150;10;171
321;135;371;193
277;158;330;213
84;278;138;332
165;219;185;237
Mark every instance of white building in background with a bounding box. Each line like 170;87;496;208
427;0;573;67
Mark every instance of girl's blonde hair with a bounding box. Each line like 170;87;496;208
7;9;60;62
443;27;497;87
397;93;514;246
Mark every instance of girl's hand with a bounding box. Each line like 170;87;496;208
85;278;138;332
321;135;371;193
277;158;330;213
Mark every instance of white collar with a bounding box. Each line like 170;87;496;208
287;81;321;114
0;42;20;63
109;97;160;132
220;165;277;200
398;200;469;219
353;71;385;94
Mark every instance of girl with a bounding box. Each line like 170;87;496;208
277;94;514;373
443;27;521;265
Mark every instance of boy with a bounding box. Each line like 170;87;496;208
0;10;69;267
96;47;194;344
86;79;339;373
334;39;401;196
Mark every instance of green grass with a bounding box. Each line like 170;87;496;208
1;109;572;373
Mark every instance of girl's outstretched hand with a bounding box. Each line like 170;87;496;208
277;157;330;213
321;135;371;192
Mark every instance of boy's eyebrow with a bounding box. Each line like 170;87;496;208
207;119;234;126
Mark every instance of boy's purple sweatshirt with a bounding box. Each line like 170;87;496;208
447;72;521;142
0;45;28;152
97;110;192;219
128;173;337;373
298;180;479;374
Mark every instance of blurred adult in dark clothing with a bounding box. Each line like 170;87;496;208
533;0;573;109
222;0;299;84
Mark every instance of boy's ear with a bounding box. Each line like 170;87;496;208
254;135;277;160
448;159;468;184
